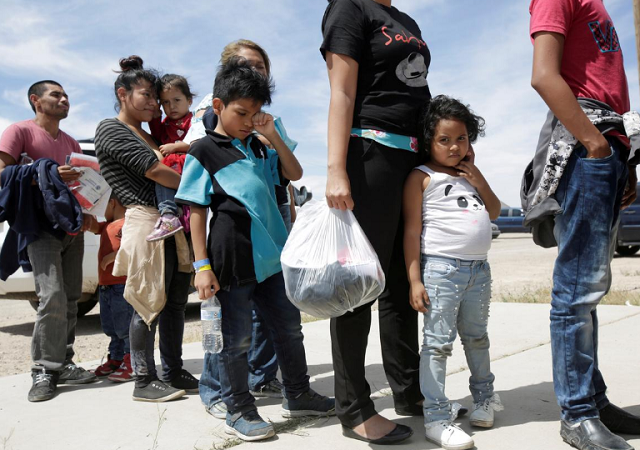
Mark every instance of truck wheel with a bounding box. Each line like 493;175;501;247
27;289;99;317
77;290;99;317
616;245;640;256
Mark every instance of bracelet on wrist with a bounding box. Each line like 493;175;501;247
196;264;212;273
193;258;210;270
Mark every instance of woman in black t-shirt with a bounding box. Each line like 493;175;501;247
321;0;431;444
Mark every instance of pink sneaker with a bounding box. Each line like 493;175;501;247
146;214;184;242
108;354;133;382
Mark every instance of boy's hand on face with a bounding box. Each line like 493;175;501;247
252;112;276;140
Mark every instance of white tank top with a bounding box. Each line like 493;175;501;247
416;165;492;260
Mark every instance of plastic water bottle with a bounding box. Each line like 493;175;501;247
18;152;34;165
201;296;223;353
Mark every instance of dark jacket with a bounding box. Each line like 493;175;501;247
0;159;83;280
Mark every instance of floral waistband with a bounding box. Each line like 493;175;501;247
350;128;418;153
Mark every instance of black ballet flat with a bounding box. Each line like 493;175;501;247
342;423;413;445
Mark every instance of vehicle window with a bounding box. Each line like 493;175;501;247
500;208;509;217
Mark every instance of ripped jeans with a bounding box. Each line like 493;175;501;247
419;255;495;424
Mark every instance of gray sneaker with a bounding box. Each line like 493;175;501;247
225;410;275;441
132;379;186;403
250;379;284;398
281;388;335;418
28;369;58;402
206;401;227;419
58;363;97;385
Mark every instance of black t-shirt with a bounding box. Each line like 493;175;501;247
321;0;432;137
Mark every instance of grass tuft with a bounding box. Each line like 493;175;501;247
496;287;640;306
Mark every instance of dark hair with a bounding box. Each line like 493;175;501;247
213;57;273;106
419;95;485;162
27;80;62;113
159;74;196;101
113;55;160;111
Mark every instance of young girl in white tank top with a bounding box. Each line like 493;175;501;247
402;95;503;450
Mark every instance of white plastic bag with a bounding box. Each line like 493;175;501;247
281;201;386;318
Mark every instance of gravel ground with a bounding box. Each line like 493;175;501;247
2;233;640;377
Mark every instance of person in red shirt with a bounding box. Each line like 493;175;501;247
530;1;640;449
0;80;98;402
147;74;195;242
89;195;134;382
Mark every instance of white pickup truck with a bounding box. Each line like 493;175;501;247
0;140;100;317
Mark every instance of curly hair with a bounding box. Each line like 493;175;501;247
419;95;485;162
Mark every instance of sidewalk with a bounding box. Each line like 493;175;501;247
1;303;639;450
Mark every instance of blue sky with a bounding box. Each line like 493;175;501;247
0;0;637;207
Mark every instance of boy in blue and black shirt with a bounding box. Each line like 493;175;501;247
175;58;334;442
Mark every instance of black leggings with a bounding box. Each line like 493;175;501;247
330;137;422;428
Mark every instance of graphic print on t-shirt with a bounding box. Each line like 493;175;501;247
444;184;485;215
395;53;428;87
588;20;620;53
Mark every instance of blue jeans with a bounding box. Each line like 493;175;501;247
27;232;84;371
99;284;133;360
155;184;179;217
248;307;278;390
199;202;294;407
199;272;310;416
129;237;191;384
419;255;495;423
551;141;627;423
199;307;279;408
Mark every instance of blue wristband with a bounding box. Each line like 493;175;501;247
193;258;211;270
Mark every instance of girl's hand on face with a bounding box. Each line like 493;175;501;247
455;160;488;190
194;270;220;300
409;281;429;313
462;145;475;164
325;168;354;210
252;112;275;139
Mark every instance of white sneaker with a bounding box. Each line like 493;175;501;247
470;394;504;428
425;420;474;450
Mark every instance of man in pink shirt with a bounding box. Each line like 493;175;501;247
0;80;98;402
530;1;640;449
